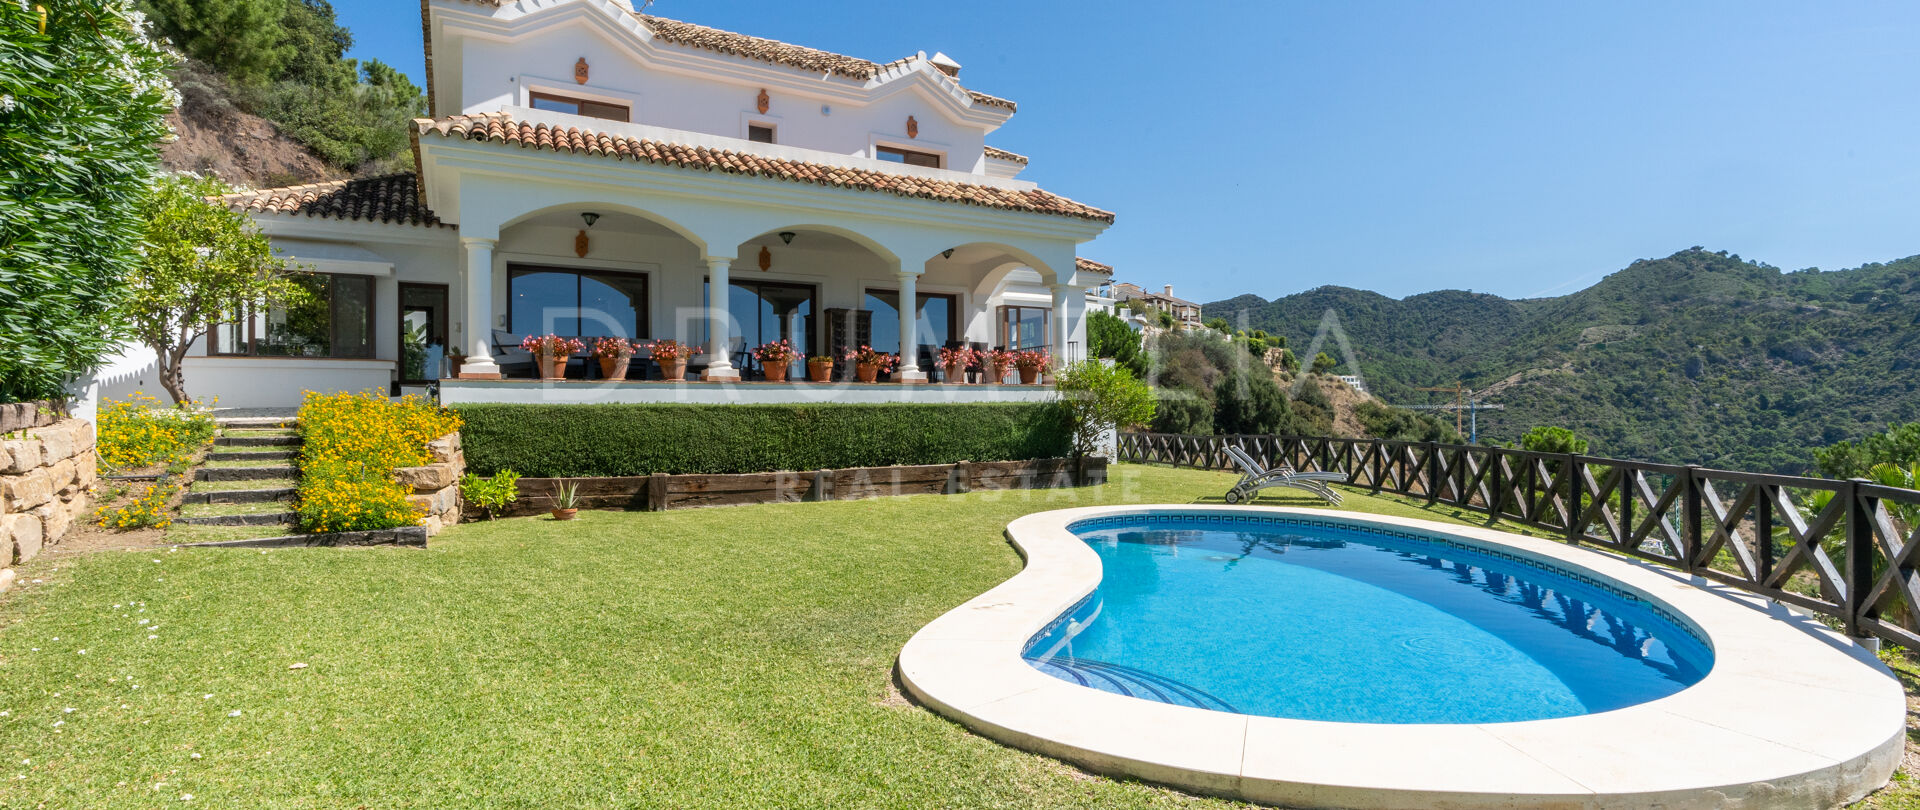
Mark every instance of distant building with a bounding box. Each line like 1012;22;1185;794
1110;282;1202;330
1335;375;1369;395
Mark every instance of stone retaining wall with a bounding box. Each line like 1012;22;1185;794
395;431;463;536
1;415;97;591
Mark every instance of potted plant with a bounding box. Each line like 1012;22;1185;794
937;345;976;384
984;348;1015;385
550;479;580;521
448;351;466;379
844;345;897;383
751;338;799;383
649;339;690;381
522;334;584;380
592;337;636;380
1014;349;1051;385
806;355;834;383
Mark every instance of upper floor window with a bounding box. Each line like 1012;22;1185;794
747;124;776;144
529;91;629;123
877;145;941;169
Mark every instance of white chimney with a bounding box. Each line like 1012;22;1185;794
929;52;962;78
1163;284;1174;297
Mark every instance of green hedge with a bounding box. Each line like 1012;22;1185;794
454;403;1071;477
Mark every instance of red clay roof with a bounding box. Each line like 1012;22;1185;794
1076;257;1113;276
220;173;445;228
414;112;1114;223
427;3;1016;112
984;145;1030;165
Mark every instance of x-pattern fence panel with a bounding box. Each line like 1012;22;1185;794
1116;432;1920;646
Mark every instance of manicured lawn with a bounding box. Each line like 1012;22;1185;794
0;464;1901;807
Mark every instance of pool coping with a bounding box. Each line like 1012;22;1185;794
897;505;1906;809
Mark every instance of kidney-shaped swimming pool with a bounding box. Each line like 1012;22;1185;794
1024;514;1711;723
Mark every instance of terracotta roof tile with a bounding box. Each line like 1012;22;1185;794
984;145;1029;165
1076;257;1113;275
220;173;445;227
415;112;1114;224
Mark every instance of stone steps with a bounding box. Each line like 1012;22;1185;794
179;486;297;505
196;465;299;482
207;450;296;462
174;511;297;527
215;435;300;447
215;417;297;430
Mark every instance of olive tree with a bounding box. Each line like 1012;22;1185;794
0;0;176;401
1053;361;1156;458
122;173;304;404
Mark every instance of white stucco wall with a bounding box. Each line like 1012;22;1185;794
442;1;1003;174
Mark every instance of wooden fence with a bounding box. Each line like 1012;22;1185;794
1118;431;1920;648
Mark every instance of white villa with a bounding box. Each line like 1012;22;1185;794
108;0;1116;408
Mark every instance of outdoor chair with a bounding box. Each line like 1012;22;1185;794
1222;444;1348;505
489;330;535;378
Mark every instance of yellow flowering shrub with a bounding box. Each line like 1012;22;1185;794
96;394;217;471
95;478;181;530
296;391;461;533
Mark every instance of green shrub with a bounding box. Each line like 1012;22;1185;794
1054;362;1155;457
459;470;520;519
454;403;1072;477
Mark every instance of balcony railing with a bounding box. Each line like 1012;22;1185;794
1118;431;1920;649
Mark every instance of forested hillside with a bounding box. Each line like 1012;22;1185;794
1205;248;1920;473
142;0;424;185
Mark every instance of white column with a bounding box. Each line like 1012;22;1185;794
896;270;927;383
458;236;501;378
1049;283;1073;367
701;256;739;381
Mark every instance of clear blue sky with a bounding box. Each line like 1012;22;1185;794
337;0;1920;304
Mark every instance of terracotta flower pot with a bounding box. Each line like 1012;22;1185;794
550;508;578;521
763;362;789;383
807;361;832;383
539;353;567;380
989;363;1010;384
598;354;628;380
1018;367;1040;385
856;362;882;383
660;359;687;381
944;362;966;383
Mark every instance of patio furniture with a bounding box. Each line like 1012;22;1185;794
489;330;535;378
1222;444;1348;505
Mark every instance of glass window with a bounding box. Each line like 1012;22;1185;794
876;145;941;168
212;273;375;359
747;124;775;143
999;305;1050;351
509;265;648;339
528;92;629;122
702;279;816;362
862;289;957;355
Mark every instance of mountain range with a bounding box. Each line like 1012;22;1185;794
1203;248;1920;473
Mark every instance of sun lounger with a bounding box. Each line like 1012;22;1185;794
1222;444;1348;505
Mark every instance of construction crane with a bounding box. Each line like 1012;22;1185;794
1409;383;1505;444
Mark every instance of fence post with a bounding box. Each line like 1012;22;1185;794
1681;466;1702;572
1425;441;1441;505
1844;478;1876;639
1755;484;1775;586
1488;447;1504;519
1565;453;1581;544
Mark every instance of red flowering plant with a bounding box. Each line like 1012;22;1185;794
1013;349;1052;372
752;339;800;365
592;337;637;359
648;339;690;362
521;334;585;357
983;348;1016;370
843;344;898;372
937;345;977;367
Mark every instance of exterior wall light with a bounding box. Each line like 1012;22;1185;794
779;231;796;245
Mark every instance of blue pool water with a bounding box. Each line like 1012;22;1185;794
1024;515;1713;723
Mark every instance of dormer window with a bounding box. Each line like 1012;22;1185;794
877;145;941;169
747;123;776;144
529;91;629;123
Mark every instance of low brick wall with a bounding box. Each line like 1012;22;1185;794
395;431;463;536
472;457;1108;519
1;414;97;590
